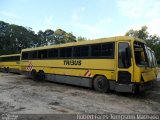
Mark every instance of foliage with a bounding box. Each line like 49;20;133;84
0;21;38;55
125;26;160;62
0;21;77;55
53;29;76;44
76;36;88;41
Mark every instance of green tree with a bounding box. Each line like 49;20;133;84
77;36;87;41
54;29;76;44
0;21;84;55
125;26;149;39
64;32;76;43
0;21;9;55
54;29;67;44
37;29;55;46
0;21;38;55
37;30;45;46
44;29;55;45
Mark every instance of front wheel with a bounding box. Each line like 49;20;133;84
93;76;109;93
6;67;9;73
4;67;9;73
133;84;140;94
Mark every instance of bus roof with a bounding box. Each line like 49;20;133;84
22;36;145;52
0;54;20;58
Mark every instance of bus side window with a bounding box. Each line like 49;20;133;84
28;51;37;59
22;52;29;60
102;43;114;57
91;42;114;58
60;47;72;58
73;45;89;57
38;50;47;59
48;49;58;58
91;44;101;56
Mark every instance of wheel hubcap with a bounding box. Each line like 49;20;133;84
98;79;104;88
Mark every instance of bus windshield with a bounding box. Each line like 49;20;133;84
145;47;158;68
134;41;148;67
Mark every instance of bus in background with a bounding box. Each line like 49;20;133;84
20;36;157;93
0;54;20;73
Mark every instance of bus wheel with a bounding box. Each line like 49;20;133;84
38;70;45;81
133;84;140;94
93;76;109;93
6;67;9;73
31;70;37;81
3;68;6;73
4;67;9;73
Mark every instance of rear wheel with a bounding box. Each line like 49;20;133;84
6;67;9;73
4;67;9;73
38;70;45;81
31;70;37;81
3;67;6;73
93;76;109;93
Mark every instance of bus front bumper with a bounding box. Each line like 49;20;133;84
139;81;154;92
115;83;136;93
114;81;154;93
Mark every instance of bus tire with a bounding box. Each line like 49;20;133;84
93;76;109;93
4;67;9;73
134;84;140;94
38;70;45;81
6;67;9;73
3;67;6;73
31;70;37;81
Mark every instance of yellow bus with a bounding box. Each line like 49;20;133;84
20;36;157;93
0;54;20;73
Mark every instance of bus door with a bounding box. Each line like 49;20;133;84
116;41;133;84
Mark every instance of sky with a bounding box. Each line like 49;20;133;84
0;0;160;39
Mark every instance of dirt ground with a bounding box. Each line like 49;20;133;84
0;72;160;116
